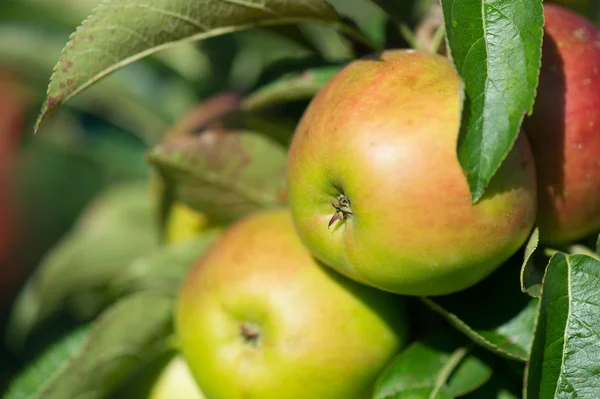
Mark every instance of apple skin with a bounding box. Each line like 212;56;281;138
148;355;206;399
286;49;537;296
175;209;409;399
0;69;28;313
522;4;600;246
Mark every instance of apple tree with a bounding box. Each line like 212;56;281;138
3;0;600;398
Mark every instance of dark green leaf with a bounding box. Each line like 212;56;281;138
32;293;173;399
109;230;221;297
421;260;538;361
35;0;345;131
374;332;493;399
6;183;159;348
4;325;91;399
147;128;288;225
520;228;545;298
442;0;544;201
525;253;600;398
241;65;343;112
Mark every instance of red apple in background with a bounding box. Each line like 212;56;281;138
0;69;29;313
0;69;28;164
286;49;537;296
522;4;600;245
176;209;409;399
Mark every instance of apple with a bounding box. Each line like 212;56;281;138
148;355;206;399
522;4;600;246
175;209;409;399
165;202;209;244
0;69;28;313
286;49;537;296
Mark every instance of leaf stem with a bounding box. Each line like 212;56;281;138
428;23;446;54
430;346;470;398
398;23;423;51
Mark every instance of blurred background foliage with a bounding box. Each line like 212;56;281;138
0;0;598;396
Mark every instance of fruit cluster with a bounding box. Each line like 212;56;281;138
169;3;600;398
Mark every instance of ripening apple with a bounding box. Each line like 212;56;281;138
522;4;600;245
175;209;409;399
148;355;206;399
286;49;537;296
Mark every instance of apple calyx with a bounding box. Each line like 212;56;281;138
329;195;353;228
240;322;261;347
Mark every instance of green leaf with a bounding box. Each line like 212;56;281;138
22;292;173;399
421;260;539;361
327;0;388;45
6;183;159;348
525;253;600;398
442;0;544;202
147;128;288;226
520;228;545;298
241;64;343;112
109;230;221;297
462;368;521;399
35;0;346;132
373;332;493;399
4;325;91;399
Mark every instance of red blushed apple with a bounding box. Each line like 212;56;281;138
0;69;27;313
523;4;600;245
286;49;537;296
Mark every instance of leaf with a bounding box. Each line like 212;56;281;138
442;0;544;202
326;0;388;45
147;128;288;226
25;292;173;399
241;64;343;112
525;253;600;398
462;368;521;399
520;228;545;298
109;230;221;297
421;260;539;361
373;331;493;399
4;325;91;399
35;0;345;132
6;183;159;348
0;25;182;143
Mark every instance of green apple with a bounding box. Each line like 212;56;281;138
148;355;206;399
286;49;537;296
175;209;409;399
522;4;600;245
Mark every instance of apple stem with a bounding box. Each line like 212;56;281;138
240;322;261;347
328;195;353;228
